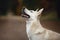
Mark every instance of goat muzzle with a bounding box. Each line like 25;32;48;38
21;8;30;18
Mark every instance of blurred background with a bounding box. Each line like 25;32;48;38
0;0;60;40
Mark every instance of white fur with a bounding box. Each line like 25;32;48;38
24;8;60;40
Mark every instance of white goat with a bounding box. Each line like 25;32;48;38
22;8;60;40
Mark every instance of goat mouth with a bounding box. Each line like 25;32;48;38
21;13;30;18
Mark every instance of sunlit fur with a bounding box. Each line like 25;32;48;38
24;8;60;40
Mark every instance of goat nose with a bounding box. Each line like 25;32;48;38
21;7;25;14
23;7;25;11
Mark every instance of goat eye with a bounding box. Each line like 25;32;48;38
30;10;33;13
30;10;34;13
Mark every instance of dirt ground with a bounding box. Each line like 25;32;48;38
0;16;28;40
0;15;60;40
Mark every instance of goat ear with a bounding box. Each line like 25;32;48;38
36;8;39;12
37;8;44;15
